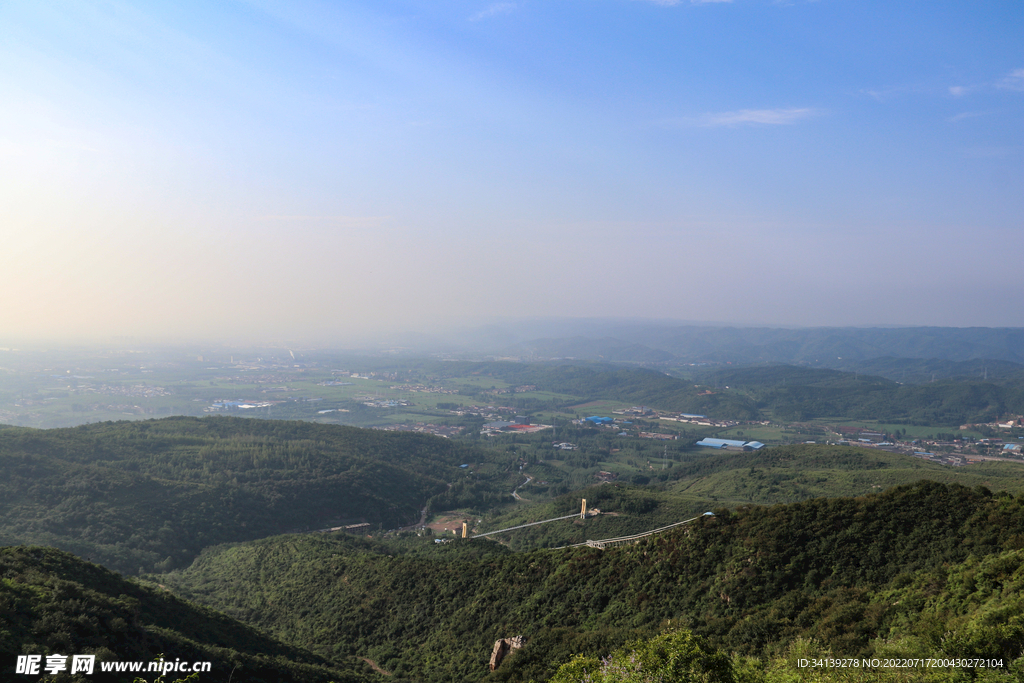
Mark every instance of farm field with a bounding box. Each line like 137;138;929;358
3;351;1021;472
819;418;986;440
704;424;787;442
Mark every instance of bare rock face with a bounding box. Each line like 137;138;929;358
489;635;526;671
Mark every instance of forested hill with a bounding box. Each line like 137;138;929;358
827;356;1024;383
0;546;372;683
161;482;1024;682
503;324;1024;365
0;416;493;574
694;364;1024;424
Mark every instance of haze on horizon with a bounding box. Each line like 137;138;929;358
1;1;1021;345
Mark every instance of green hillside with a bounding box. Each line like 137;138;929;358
667;444;1024;505
6;414;1024;681
0;416;499;573
695;364;1024;425
0;546;372;683
159;482;1024;682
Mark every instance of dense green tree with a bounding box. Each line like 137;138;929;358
549;630;734;683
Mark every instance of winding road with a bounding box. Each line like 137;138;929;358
511;475;533;501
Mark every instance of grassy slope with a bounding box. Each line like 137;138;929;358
667;445;1024;505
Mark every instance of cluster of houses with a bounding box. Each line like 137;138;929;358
909;451;966;467
484;385;537;395
358;396;411;409
373;423;464;438
960;416;1024;431
447;404;515;420
613;406;654;416
609;406;769;430
829;428;1024;464
834;426;888;442
575;415;686;441
390;384;459;394
660;414;752;428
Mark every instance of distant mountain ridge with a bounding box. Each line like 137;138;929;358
691;363;1024;424
826;356;1024;383
468;323;1024;366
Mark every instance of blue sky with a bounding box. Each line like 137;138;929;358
1;0;1021;343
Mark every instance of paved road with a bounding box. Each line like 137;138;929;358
512;475;533;501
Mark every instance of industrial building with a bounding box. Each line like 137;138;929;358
695;438;765;451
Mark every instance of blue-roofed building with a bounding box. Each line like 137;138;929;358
585;416;614;425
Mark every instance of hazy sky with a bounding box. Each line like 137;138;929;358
2;0;1022;343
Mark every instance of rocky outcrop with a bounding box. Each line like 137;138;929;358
489;635;526;671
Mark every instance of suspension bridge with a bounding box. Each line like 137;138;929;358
469;513;584;538
468;500;712;549
555;513;714;550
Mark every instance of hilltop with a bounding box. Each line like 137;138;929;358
0;416;499;573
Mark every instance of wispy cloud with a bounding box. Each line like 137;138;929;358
469;2;517;21
674;107;818;127
945;68;1024;98
948;111;987;123
858;84;930;102
997;68;1024;92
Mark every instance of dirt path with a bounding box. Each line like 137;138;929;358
361;658;391;676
